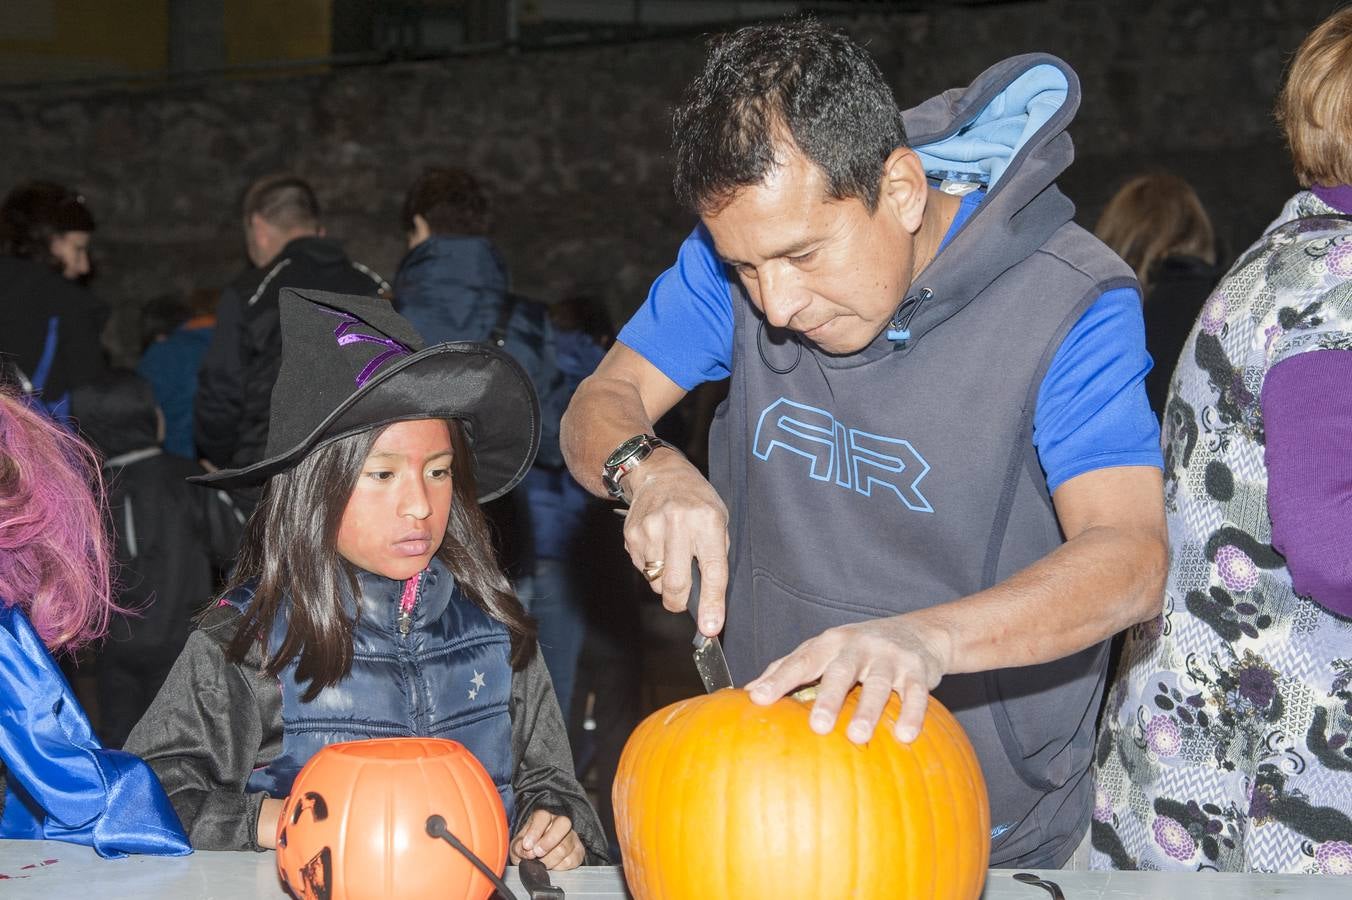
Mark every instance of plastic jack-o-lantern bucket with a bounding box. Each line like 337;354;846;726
276;737;509;900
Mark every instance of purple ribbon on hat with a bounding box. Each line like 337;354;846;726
317;306;412;387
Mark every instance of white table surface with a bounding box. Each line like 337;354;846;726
1;839;1348;898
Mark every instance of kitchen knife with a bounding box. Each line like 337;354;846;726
687;561;734;692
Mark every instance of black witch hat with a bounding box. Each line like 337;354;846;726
194;288;538;502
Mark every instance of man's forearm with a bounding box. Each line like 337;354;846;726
908;523;1167;676
560;373;658;498
562;343;693;498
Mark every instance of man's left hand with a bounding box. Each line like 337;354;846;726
743;614;953;744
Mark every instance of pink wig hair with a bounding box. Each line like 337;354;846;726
0;388;120;653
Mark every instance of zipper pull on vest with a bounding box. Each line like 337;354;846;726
887;287;933;345
397;573;420;636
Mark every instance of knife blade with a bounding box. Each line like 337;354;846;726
687;561;734;692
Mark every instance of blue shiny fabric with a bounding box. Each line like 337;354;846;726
0;602;192;857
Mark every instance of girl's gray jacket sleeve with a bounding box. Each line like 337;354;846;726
508;640;610;864
124;606;609;862
122;606;278;851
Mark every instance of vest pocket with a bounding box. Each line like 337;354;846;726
742;566;1101;863
746;567;922;679
982;641;1107;792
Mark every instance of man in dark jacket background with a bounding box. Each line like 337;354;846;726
194;174;387;505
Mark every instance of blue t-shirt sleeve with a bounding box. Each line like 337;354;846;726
1033;286;1163;493
617;224;734;390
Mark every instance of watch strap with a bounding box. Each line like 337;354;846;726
602;434;677;502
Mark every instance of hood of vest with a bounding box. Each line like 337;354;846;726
841;54;1080;366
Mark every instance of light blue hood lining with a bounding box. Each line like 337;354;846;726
915;64;1067;189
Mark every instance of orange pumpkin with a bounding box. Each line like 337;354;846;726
276;737;508;900
613;687;989;899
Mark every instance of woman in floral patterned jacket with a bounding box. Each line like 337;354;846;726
1093;7;1352;874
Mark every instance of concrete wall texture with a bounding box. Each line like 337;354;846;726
0;0;1337;364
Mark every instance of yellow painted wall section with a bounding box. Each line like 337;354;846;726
224;0;333;66
0;0;169;82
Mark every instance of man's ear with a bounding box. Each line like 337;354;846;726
877;147;928;235
245;212;276;266
408;214;432;249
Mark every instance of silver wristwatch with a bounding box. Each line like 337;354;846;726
601;433;677;502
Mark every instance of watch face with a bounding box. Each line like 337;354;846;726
605;434;649;468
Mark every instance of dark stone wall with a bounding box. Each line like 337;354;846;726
0;0;1334;365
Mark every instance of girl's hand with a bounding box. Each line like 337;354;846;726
509;809;585;870
258;796;286;849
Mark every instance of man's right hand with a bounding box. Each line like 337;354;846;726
559;342;730;631
622;449;731;636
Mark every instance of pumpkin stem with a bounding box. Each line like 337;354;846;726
791;685;819;704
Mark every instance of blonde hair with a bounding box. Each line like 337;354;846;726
1095;173;1216;291
1277;6;1352;187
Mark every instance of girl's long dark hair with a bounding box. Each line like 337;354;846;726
224;419;537;701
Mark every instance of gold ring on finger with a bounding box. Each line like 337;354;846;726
642;560;666;581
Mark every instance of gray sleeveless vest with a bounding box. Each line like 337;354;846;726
707;52;1141;865
712;217;1134;867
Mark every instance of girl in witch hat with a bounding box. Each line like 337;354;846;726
124;287;606;868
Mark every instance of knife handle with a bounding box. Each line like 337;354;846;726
686;560;702;625
519;858;564;898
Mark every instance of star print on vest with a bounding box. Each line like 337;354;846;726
468;670;487;700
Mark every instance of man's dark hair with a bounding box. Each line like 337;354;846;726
402;167;491;236
0;180;96;271
241;173;320;231
672;19;907;214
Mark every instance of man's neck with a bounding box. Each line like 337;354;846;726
257;228;318;268
910;187;962;281
275;228;319;255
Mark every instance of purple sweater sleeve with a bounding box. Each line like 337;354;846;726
1262;349;1352;617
